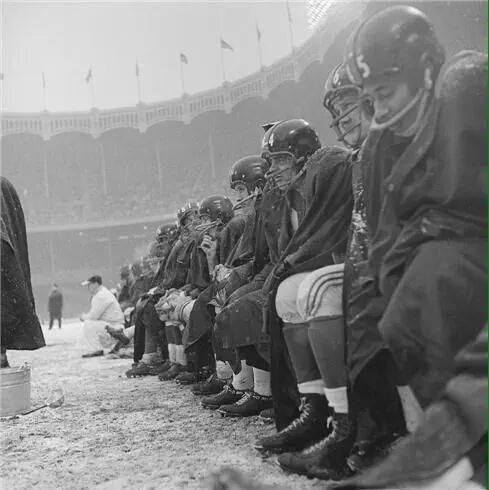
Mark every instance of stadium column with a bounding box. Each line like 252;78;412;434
43;143;50;198
98;140;108;195
208;132;216;179
155;143;164;192
48;235;56;277
107;229;113;274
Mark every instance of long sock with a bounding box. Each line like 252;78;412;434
231;360;253;391
324;387;349;414
144;324;157;354
298;379;325;395
175;344;187;366
283;322;322;384
397;385;423;432
308;316;347;387
141;352;162;364
253;367;271;396
216;359;233;380
308;316;348;415
168;343;177;363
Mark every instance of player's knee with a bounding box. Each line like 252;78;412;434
275;276;305;323
297;264;345;321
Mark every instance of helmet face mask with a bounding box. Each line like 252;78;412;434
325;88;369;148
180;212;200;241
323;63;372;149
196;195;234;234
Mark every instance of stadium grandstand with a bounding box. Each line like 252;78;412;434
1;0;486;316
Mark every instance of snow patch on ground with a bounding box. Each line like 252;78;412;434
1;322;322;489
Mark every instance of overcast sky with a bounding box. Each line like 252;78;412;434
2;1;311;113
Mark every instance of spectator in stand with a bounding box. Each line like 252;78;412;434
48;283;63;330
80;275;124;358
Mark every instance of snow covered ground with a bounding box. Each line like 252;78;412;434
1;321;323;489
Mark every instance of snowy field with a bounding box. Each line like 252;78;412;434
0;321;323;489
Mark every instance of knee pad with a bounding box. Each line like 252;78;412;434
283;322;321;384
275;273;310;323
297;263;344;321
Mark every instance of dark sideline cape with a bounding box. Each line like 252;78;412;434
183;215;247;350
357;51;487;405
212;186;286;365
1;177;45;350
264;146;353;429
336;327;487;489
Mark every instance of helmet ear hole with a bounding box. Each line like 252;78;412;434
419;54;434;90
361;96;375;119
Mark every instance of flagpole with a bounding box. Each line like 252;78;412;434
42;72;47;110
180;60;186;94
43;144;50;198
136;61;141;103
136;77;141;103
220;43;226;83
208;132;216;179
90;79;95;108
286;0;294;52
256;22;263;69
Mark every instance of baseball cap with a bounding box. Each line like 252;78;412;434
81;275;102;286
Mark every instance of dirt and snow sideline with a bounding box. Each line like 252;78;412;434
1;321;324;489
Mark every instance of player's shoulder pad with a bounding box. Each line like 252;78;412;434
436;50;487;101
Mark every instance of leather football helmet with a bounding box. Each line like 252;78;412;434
156;222;179;242
261;119;321;168
345;6;445;89
177;201;199;227
198;195;234;224
229;155;269;193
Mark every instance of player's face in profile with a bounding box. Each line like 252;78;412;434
233;183;249;202
185;211;201;232
331;92;369;147
363;78;418;134
266;153;296;191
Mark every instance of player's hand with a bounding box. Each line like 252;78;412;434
200;234;217;258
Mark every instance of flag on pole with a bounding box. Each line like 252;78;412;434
135;61;140;77
85;67;92;84
42;72;46;89
180;53;188;64
286;0;293;23
220;38;234;51
256;22;262;42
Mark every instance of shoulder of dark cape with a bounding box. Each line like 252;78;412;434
305;145;352;177
225;214;247;230
436;50;487;101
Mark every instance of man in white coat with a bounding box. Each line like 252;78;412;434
80;275;124;358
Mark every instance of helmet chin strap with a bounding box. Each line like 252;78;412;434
393;89;430;137
370;68;432;134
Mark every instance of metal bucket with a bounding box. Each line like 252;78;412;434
0;365;31;417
